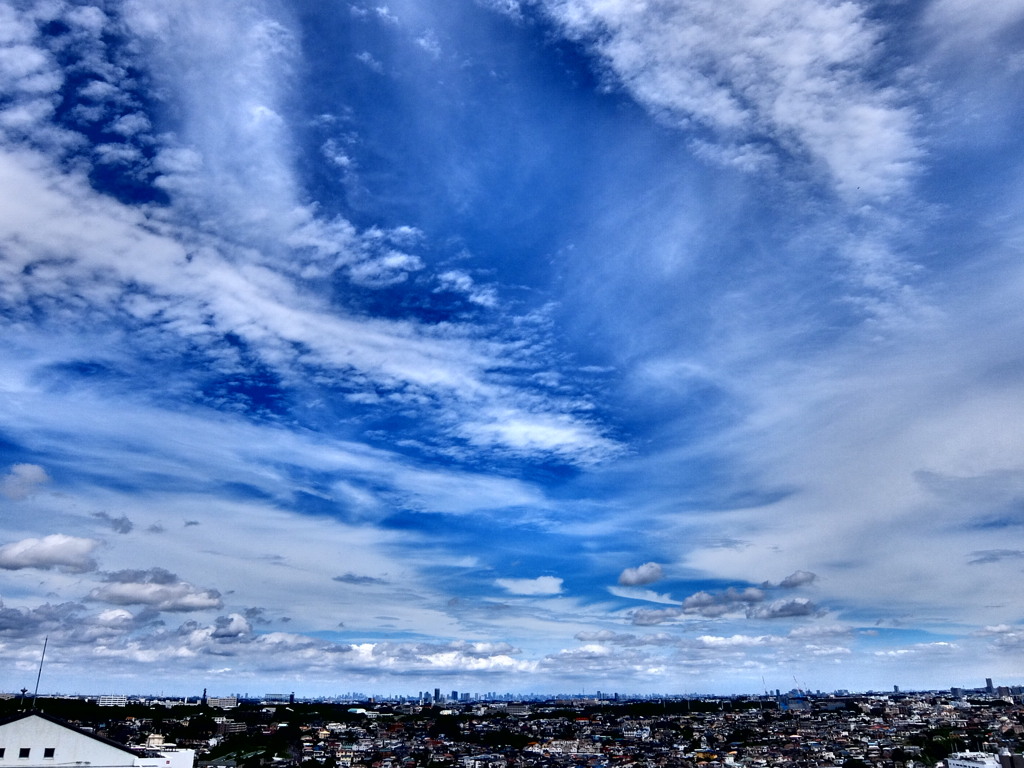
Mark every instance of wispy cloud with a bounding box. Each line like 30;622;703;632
534;0;921;202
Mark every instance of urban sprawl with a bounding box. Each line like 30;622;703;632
3;681;1024;768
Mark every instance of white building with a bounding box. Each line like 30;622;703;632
461;754;506;768
947;753;1002;768
0;713;194;768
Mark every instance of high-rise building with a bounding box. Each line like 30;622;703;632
986;678;995;693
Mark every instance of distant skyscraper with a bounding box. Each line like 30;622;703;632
434;687;440;703
986;678;994;693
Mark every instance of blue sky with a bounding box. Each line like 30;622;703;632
1;0;1024;697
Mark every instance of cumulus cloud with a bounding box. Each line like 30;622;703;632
778;570;817;588
94;608;136;628
495;576;563;595
630;606;682;626
0;534;99;572
617;561;663;586
681;587;764;617
747;597;819;619
345;641;533;673
979;625;1024;651
0;601;85;638
0;463;49;499
211;613;253;639
88;568;223;612
93;511;134;534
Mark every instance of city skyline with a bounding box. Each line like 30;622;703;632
1;0;1024;695
4;676;1018;702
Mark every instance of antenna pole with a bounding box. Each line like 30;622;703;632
31;636;47;709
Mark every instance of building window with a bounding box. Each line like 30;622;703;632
0;748;6;758
18;749;29;759
43;750;55;759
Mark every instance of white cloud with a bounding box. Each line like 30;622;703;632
0;0;623;471
437;270;498;308
495;576;563;595
0;141;615;464
0;463;49;499
211;613;253;638
345;640;535;674
95;608;135;627
0;534;99;572
537;0;921;201
461;408;621;465
1;0;1018;694
89;569;223;612
694;634;779;648
348;249;423;287
617;561;663;586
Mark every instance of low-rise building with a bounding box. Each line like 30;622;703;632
0;713;194;768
